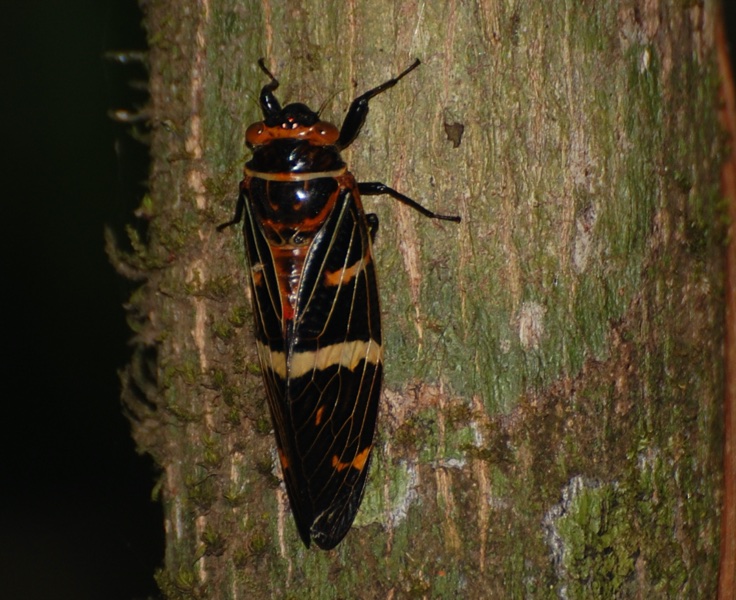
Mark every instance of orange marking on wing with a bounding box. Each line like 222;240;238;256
251;266;263;287
315;405;325;426
323;253;370;286
331;446;372;473
278;448;290;470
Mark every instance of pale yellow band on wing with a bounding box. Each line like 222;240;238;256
258;339;383;379
245;166;347;182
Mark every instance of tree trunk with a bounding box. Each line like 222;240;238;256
122;1;726;597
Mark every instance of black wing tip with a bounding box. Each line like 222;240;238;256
293;505;357;550
310;526;350;551
293;517;350;550
307;476;371;550
295;520;312;549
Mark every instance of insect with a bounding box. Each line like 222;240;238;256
218;58;460;549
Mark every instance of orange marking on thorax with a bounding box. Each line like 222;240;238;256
332;446;372;473
246;120;339;146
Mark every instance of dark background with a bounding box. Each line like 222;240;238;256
3;2;160;599
2;3;735;600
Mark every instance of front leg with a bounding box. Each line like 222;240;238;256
337;60;421;150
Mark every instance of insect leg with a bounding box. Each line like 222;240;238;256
358;182;461;223
257;58;282;118
217;188;247;231
337;59;421;150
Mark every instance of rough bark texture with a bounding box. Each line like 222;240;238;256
122;0;725;597
716;14;736;598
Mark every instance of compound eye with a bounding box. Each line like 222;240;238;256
312;121;339;145
246;122;267;145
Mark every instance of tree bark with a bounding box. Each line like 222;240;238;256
122;0;725;597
